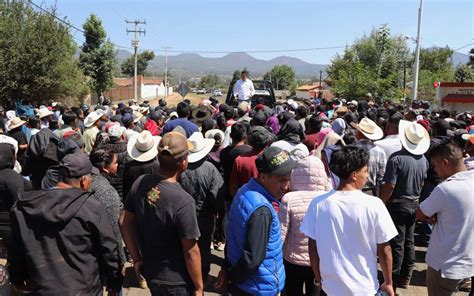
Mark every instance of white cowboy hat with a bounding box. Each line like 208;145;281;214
287;99;298;110
204;129;225;146
8;117;26;130
399;120;430;155
350;117;383;140
187;132;215;163
84;111;102;128
37;108;54;119
139;106;149;114
127;130;161;162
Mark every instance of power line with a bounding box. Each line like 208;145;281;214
27;0;472;57
27;1;347;55
146;45;348;54
27;0;133;51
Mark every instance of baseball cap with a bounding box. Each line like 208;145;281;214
108;124;126;138
248;126;271;148
59;153;93;178
256;146;298;176
121;113;135;126
158;131;190;161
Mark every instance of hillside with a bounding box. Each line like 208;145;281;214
115;50;326;77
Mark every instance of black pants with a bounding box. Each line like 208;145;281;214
214;207;226;243
149;283;194;296
387;201;418;283
197;215;214;280
284;260;316;296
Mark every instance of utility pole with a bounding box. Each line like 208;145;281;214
126;19;146;102
162;46;172;97
412;0;424;102
319;70;323;86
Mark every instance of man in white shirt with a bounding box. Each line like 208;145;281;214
301;146;397;296
233;70;255;103
375;112;403;159
416;141;474;296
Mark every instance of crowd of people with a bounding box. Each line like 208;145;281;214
0;72;473;296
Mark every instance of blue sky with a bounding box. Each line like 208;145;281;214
41;0;473;64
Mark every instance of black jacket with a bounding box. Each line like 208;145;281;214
23;129;79;189
0;144;30;233
103;138;130;199
8;188;123;295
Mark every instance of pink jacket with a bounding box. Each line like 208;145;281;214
278;156;332;266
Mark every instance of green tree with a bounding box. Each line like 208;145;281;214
199;73;220;89
416;47;454;99
0;2;88;105
121;50;155;77
327;25;410;101
454;64;473;83
232;70;241;82
263;65;296;90
79;14;116;97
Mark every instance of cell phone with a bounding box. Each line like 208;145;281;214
375;290;388;296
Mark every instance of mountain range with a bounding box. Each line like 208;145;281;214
116;50;326;77
114;49;471;78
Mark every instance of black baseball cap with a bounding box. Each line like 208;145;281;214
248;126;271;148
256;146;298;176
59;153;93;178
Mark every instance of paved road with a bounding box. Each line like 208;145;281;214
121;246;470;296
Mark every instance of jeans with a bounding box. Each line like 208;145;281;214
148;283;194;296
284;260;316;296
387;201;418;283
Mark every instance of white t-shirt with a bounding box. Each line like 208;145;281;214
374;135;402;159
300;190;397;295
233;79;255;101
420;170;474;279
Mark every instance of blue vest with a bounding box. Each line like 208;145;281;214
227;178;285;295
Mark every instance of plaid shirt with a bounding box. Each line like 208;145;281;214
354;140;387;188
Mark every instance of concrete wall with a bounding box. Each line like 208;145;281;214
140;84;173;98
296;91;311;100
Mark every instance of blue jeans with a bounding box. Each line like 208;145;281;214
387;201;418;283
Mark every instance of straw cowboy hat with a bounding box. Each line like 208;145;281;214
187;131;215;163
127;130;162;162
37;107;54;119
133;111;144;123
84;111;102;128
8;117;26;130
350;117;383;140
399;120;430;155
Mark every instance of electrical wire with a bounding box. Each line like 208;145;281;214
28;0;472;56
27;0;347;55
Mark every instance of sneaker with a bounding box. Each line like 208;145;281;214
216;242;226;251
210;242;214;250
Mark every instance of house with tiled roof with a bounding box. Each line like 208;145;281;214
295;81;333;101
